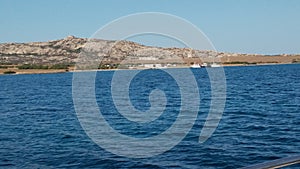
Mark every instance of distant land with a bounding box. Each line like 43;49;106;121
0;35;300;74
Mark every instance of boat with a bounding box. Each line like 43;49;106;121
201;63;208;68
240;155;300;169
190;63;201;68
210;63;221;67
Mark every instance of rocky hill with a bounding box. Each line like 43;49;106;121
0;36;86;65
1;36;299;66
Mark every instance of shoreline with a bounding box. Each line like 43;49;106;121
0;62;298;75
0;68;69;75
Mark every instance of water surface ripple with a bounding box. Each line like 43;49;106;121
0;64;299;168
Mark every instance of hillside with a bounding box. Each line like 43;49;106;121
1;36;300;68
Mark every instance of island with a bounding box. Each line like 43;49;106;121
1;35;300;74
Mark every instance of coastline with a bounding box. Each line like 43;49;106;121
1;62;298;75
0;68;69;75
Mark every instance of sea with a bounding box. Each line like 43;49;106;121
0;64;299;168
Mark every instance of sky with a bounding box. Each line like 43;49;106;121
1;0;300;54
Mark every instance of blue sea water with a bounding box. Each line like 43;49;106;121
0;64;299;168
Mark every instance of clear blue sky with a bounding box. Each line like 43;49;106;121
1;0;300;54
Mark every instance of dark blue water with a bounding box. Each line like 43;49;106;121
1;64;299;168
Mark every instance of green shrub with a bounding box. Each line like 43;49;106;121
224;61;249;64
3;70;16;74
49;64;69;69
17;64;48;69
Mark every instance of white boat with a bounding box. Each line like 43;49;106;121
201;63;208;68
210;63;221;67
190;63;201;68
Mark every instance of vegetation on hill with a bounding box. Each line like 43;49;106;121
17;64;70;69
3;70;16;74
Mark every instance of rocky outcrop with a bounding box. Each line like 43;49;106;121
0;36;86;65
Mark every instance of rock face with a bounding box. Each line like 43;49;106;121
0;36;86;65
0;36;299;66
